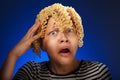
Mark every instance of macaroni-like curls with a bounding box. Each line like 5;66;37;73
32;3;84;56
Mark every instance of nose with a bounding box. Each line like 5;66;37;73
59;33;69;43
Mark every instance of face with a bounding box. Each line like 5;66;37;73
42;17;79;65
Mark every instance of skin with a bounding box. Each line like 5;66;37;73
0;17;80;79
42;17;80;74
0;20;42;80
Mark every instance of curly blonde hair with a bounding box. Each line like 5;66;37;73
33;3;84;56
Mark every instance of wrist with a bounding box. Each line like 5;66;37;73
8;50;19;60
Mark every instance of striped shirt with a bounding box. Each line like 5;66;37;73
13;60;112;80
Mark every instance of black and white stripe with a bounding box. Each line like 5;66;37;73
13;60;112;80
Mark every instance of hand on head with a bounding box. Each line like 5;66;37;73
11;20;42;57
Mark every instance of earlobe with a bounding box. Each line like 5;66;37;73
78;38;83;47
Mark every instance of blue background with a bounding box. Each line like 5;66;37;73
0;0;120;79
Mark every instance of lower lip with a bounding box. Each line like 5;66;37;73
59;52;71;57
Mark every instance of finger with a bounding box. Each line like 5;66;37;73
31;32;42;42
26;21;41;38
27;20;41;34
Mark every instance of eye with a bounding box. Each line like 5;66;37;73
50;31;57;35
67;28;73;33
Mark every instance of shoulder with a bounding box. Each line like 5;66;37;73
79;60;112;79
23;61;47;67
80;60;110;72
20;61;49;72
81;60;105;67
18;61;48;70
13;61;48;79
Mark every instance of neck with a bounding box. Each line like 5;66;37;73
49;60;80;75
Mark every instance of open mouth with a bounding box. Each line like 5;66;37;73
59;48;71;56
59;48;70;53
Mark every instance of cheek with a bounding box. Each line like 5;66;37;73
42;38;57;51
69;36;78;46
71;38;78;54
72;40;78;50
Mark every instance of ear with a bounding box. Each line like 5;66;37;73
78;38;83;47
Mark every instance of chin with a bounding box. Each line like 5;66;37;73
58;58;74;65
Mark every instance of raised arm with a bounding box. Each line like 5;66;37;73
0;20;42;80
